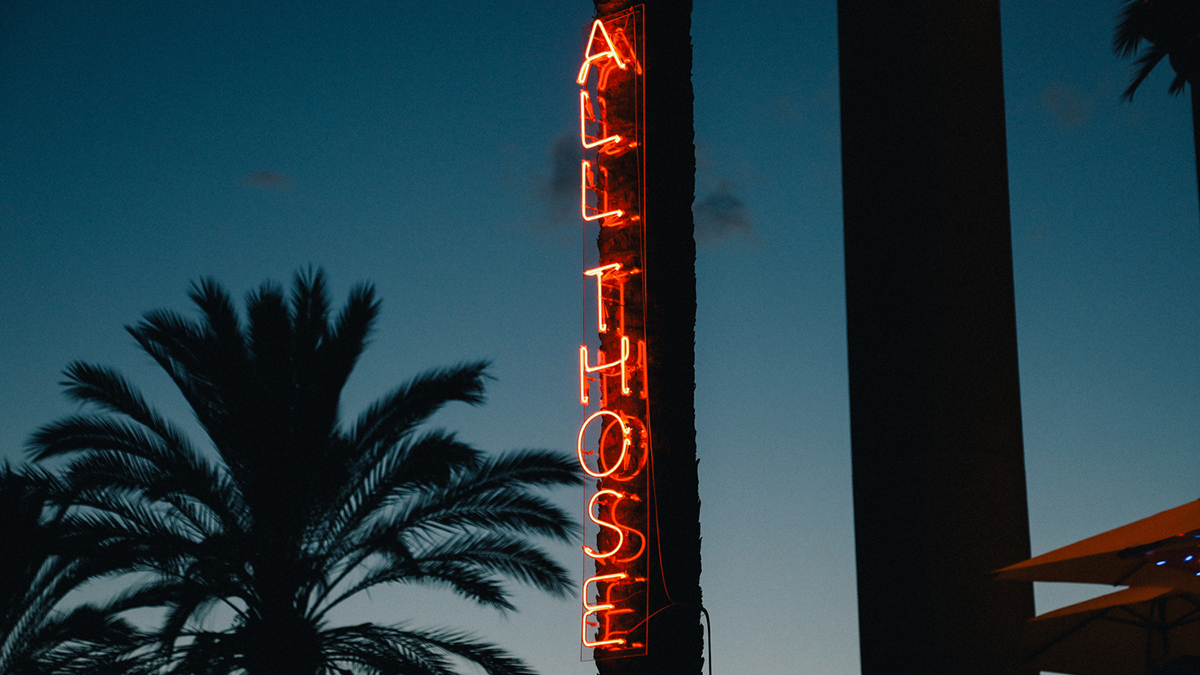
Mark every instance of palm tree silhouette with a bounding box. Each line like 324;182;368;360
0;464;161;675
1115;0;1200;219
27;269;582;675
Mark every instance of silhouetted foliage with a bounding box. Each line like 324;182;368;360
1115;0;1200;223
0;463;72;674
27;269;582;675
1115;0;1200;99
0;464;163;675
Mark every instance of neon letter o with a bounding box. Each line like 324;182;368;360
576;410;631;478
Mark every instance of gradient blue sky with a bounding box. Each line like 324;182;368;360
2;2;1199;674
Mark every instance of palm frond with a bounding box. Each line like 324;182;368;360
1123;45;1170;100
324;282;380;392
188;278;242;351
88;575;190;617
407;626;538;675
317;430;479;562
32;628;165;675
57;363;200;460
125;330;224;438
321;623;536;675
1115;0;1152;57
0;556;88;674
326;619;537;672
335;556;513;616
128;288;246;452
376;450;581;543
155;580;233;657
129;308;206;362
321;623;452;675
342;362;492;456
170;629;239;675
244;280;290;372
159;492;225;541
59;448;168;489
292;266;332;357
412;532;571;595
70;463;241;548
127;309;211;396
40;605;139;648
471;448;585;490
313;450;577;618
31;412;243;536
310;449;579;618
1170;66;1190;94
29;416;168;463
322;531;571;618
57;497;193;553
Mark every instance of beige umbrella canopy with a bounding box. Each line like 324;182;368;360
1020;586;1200;675
995;500;1200;592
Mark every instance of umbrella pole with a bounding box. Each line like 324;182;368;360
1146;598;1157;673
1159;598;1169;665
1147;597;1170;673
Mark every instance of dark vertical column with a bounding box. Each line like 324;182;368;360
1190;85;1200;221
594;2;702;675
838;2;1034;673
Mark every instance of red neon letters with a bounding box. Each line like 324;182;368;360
576;19;626;85
584;263;621;333
574;6;649;661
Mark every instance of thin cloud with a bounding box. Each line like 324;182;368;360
531;131;578;230
533;133;754;247
694;181;753;245
1041;84;1089;128
242;170;294;190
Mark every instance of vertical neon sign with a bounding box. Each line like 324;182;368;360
575;6;648;661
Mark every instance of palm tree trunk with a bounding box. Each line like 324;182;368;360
591;2;702;675
839;1;1035;673
1191;83;1200;222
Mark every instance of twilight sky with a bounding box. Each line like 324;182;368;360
2;2;1199;674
